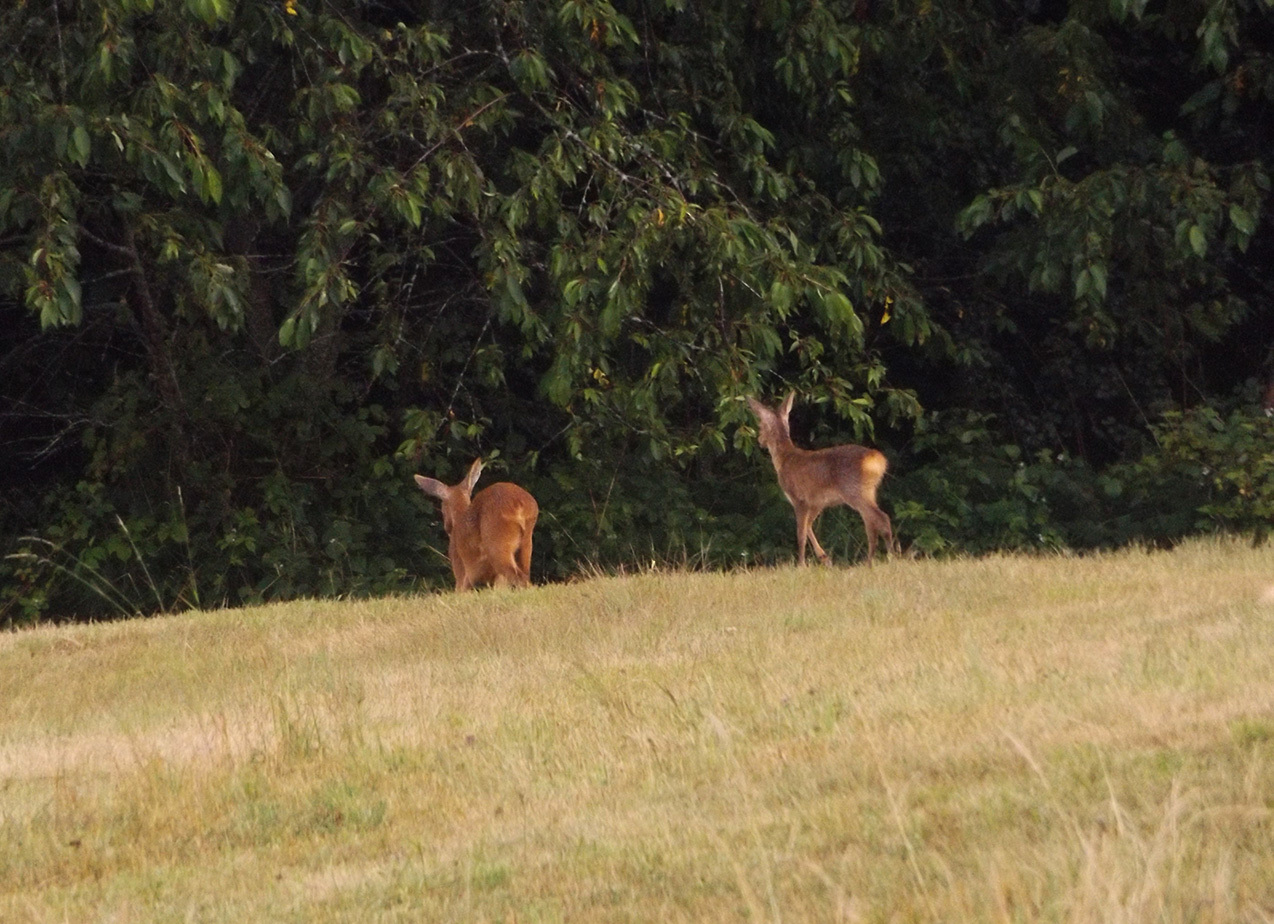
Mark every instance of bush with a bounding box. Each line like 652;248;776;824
1124;403;1274;540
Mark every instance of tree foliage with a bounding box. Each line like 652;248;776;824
1;0;1270;622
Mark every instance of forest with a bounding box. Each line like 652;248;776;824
1;0;1271;623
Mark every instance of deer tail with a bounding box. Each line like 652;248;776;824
860;449;888;498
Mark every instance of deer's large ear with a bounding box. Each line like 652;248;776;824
414;474;448;500
779;392;796;420
746;397;769;420
462;458;484;495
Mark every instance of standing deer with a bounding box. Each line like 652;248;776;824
414;458;539;591
748;393;898;566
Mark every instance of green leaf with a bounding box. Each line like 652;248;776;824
1089;263;1107;299
1199;21;1229;73
61;275;83;324
70;125;92;166
203;165;223;204
510;51;551;91
328;83;362;112
769;281;793;315
1188;224;1207;258
1075;266;1092;300
159;155;186;192
1229;203;1255;237
958;195;993;235
185;0;227;25
372;346;398;378
1161;133;1189;165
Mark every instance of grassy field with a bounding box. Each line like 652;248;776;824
2;538;1274;922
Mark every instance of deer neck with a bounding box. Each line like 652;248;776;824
765;435;802;474
443;495;473;535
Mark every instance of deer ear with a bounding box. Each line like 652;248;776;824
779;392;796;420
463;458;484;495
414;474;448;500
746;397;768;419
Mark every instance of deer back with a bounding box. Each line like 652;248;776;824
462;482;538;552
773;443;887;510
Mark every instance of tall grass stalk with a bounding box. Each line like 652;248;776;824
114;514;166;615
7;536;146;620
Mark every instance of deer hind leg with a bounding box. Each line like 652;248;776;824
489;546;522;589
461;549;502;590
517;537;532;586
870;505;898;558
493;527;537;589
515;530;534;587
850;500;894;564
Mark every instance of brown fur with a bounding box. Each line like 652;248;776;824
748;393;898;566
414;458;539;591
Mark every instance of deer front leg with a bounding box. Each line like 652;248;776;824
794;508;809;566
795;506;831;566
449;538;470;591
806;514;832;566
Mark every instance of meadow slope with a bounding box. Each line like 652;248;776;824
3;539;1274;922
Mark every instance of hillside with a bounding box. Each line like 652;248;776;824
4;540;1274;921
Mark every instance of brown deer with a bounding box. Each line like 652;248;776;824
413;458;539;591
748;393;898;566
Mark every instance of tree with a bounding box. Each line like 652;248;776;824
2;0;922;621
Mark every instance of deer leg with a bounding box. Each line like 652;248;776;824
497;548;523;588
449;539;470;591
869;506;897;557
850;501;894;564
807;518;832;566
794;507;811;566
516;530;533;587
797;505;831;565
881;509;899;555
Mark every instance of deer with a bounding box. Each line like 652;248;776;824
413;458;539;591
748;392;898;566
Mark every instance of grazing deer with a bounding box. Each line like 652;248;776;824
748;393;898;566
413;458;539;591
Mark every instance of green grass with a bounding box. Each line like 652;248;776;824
3;538;1274;921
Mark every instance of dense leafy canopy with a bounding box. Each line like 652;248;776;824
1;0;1271;621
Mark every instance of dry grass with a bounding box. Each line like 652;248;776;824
3;538;1274;921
